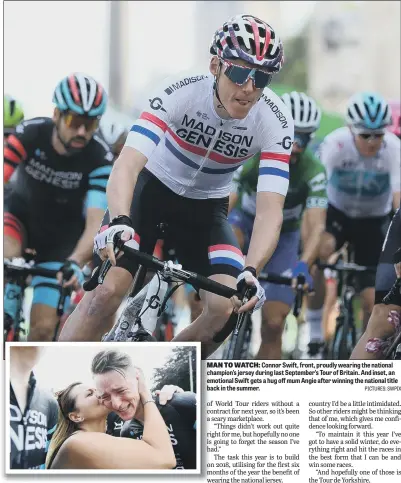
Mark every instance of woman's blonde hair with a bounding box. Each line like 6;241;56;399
45;382;82;469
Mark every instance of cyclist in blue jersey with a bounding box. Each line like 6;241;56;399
60;15;295;358
4;73;113;341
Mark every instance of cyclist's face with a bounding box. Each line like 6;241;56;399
94;369;140;421
70;384;109;420
352;129;385;157
210;57;264;119
53;109;98;150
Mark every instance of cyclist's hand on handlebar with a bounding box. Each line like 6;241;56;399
94;215;135;266
57;260;84;291
232;267;266;314
291;260;313;291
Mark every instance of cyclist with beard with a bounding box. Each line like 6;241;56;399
4;73;113;341
229;91;327;359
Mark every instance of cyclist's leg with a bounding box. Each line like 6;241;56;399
59;168;161;342
58;266;134;341
172;207;242;357
28;263;72;341
255;230;299;359
4;212;24;258
306;204;346;347
4;210;26;325
351;210;400;359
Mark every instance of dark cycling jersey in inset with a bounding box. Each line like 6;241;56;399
120;392;197;469
10;372;58;469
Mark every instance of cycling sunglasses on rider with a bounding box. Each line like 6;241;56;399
351;126;385;140
63;112;100;131
221;59;274;89
294;131;314;149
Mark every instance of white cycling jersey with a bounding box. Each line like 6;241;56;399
125;74;294;199
319;127;400;218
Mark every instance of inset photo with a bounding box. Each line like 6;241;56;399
6;342;200;474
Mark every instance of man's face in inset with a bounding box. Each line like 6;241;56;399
93;368;140;421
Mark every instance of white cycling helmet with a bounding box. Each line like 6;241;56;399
98;118;128;147
281;91;322;133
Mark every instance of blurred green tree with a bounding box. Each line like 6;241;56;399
273;31;308;91
151;346;197;393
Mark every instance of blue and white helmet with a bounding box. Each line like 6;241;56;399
53;73;107;117
345;91;392;130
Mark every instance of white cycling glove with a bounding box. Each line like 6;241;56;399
94;215;135;255
236;267;266;312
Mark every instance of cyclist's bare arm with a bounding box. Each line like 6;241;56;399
245;191;284;273
107;147;148;220
54;402;175;470
68;207;105;267
300;207;326;266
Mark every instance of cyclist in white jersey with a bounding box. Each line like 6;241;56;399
59;14;294;356
307;92;400;352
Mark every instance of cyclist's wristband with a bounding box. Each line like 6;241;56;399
109;215;133;228
243;266;257;278
143;399;156;407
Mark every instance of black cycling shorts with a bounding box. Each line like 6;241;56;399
375;208;401;304
99;168;244;279
4;191;85;262
325;203;390;291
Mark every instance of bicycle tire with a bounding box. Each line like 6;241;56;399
232;312;253;360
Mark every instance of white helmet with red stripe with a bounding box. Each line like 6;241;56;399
53;73;107;117
210;14;284;72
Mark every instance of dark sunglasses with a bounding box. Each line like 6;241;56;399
63;112;100;131
358;132;385;140
221;59;274;89
294;132;313;149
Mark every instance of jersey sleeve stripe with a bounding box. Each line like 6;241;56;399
89;165;112;178
86;190;108;210
259;166;289;180
89;179;107;189
130;125;161;145
4;164;15;183
257;173;288;195
4;149;20;165
140;112;168;132
7;135;27;160
260;152;290;164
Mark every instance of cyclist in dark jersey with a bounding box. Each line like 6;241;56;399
351;206;401;359
3;73;112;341
10;347;58;469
